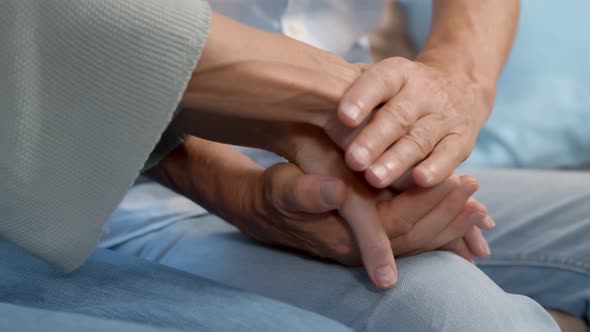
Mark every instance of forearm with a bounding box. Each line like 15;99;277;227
166;110;303;160
417;0;519;94
146;136;262;226
179;12;362;126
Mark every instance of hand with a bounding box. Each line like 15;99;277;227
237;125;493;288
244;157;493;288
330;57;494;188
150;135;493;289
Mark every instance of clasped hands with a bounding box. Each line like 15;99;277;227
171;13;495;289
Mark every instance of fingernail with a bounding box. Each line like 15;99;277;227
350;145;371;169
341;104;361;122
468;212;486;225
469;211;495;230
320;179;340;207
369;164;388;182
375;265;397;288
481;216;496;229
462;182;478;196
481;241;491;257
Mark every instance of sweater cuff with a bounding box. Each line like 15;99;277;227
142;108;187;172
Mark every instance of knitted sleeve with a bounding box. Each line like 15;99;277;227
0;0;210;271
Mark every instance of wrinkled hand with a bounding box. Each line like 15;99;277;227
329;57;494;188
242;127;494;288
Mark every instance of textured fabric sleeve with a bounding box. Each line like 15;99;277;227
0;0;210;271
142;107;187;172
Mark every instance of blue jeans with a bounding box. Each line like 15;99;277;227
0;240;350;331
96;169;590;331
4;169;588;331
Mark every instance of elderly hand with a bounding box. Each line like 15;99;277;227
164;112;494;289
249;161;493;265
151;133;493;290
244;125;494;288
330;57;494;189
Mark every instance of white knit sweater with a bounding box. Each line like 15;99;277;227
0;0;210;271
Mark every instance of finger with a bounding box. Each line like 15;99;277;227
413;134;470;187
344;91;424;171
323;111;368;150
463;226;491;258
444;239;476;264
378;174;462;237
340;192;398;289
272;163;347;213
390;176;479;255
390;168;416;191
338;58;408;127
420;200;488;252
467;198;495;230
364;116;450;188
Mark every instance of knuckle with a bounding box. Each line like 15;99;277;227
365;66;389;86
396;232;420;253
384;56;410;67
430;112;451;123
389;215;416;236
401;134;431;157
329;242;362;266
368;116;398;146
409;124;433;142
331;242;355;258
445;141;470;163
398;220;414;236
404;230;426;248
367;112;393;140
434;86;452;105
438;199;460;216
381;102;414;131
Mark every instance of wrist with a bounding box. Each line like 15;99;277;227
416;48;497;98
416;50;496;117
148;137;265;222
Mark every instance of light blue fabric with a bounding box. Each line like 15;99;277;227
99;169;590;331
0;239;350;332
0;303;182;332
400;0;590;169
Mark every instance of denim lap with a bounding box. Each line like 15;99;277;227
98;170;590;331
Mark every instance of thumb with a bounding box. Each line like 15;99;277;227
270;163;347;213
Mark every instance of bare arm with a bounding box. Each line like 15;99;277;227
177;12;363;127
147;137;262;225
417;0;519;94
